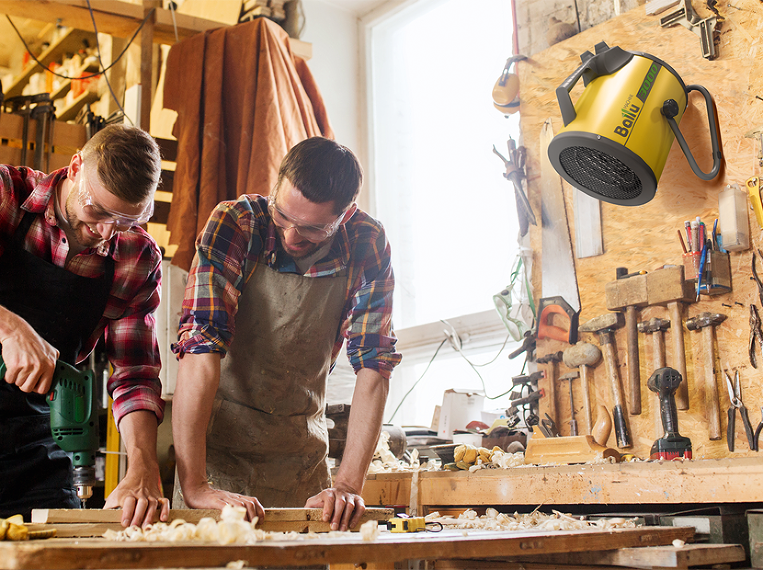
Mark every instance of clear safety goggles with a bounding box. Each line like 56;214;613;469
267;194;344;241
77;168;154;232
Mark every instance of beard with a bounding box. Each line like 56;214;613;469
64;189;106;249
275;227;328;260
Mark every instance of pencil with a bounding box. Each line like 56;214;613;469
677;229;687;253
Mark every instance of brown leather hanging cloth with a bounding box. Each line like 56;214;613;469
163;18;334;271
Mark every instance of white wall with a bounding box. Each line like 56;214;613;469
300;1;361;157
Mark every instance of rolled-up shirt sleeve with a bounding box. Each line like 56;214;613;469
344;220;402;379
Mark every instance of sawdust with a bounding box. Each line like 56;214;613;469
426;508;638;532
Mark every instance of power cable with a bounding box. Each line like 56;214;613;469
5;8;156;81
440;320;516;400
386;338;448;424
85;0;133;125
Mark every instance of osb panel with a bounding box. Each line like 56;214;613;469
518;0;763;460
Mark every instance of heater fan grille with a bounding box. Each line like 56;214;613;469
559;146;642;201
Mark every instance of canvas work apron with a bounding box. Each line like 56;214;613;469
0;211;114;519
174;260;348;508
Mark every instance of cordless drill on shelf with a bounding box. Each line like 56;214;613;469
0;356;98;505
648;367;692;460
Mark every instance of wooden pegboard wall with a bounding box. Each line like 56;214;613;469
517;0;763;459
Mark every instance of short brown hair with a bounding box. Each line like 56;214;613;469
276;137;363;213
80;124;161;204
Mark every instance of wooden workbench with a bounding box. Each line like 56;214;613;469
362;458;763;513
0;526;696;569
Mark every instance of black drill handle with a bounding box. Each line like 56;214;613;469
612;404;632;448
660;389;679;435
647;367;683;437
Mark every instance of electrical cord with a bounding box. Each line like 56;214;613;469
5;8;156;82
440;319;516;400
85;0;132;125
386;338;448;424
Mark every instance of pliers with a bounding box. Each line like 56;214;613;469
724;369;756;451
751;250;763;306
749;305;763;368
755;408;763;453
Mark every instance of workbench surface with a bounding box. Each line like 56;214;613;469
0;526;693;569
363;458;763;510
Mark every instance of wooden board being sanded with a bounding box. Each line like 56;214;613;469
30;507;394;536
0;526;694;570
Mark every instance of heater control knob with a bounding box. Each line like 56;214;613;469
661;99;679;119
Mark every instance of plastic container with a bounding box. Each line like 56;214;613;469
718;183;750;251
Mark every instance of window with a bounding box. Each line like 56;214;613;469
364;0;529;426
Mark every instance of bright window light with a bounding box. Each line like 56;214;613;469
371;0;521;330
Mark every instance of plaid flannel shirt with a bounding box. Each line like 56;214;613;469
0;165;164;428
174;194;402;379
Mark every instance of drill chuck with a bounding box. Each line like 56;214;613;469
73;466;96;501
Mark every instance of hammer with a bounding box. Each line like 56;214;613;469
563;342;601;435
645;266;696;410
686;312;727;440
605;269;648;415
638;317;671;439
559;371;579;436
579;313;631;448
536;351;563;428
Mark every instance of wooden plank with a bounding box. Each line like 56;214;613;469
511;543;747;568
362;458;763;508
32;507;393;524
437;562;645;570
0;115;87;150
362;473;413;507
0;526;694;570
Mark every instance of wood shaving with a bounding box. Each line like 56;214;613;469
367;432;438;474
425;508;637;532
102;505;352;544
359;520;379;541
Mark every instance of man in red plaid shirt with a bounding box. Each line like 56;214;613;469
0;125;168;527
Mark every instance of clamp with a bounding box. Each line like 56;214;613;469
659;0;719;60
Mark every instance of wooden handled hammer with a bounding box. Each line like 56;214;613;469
638;317;671;438
686;312;727;440
605;270;648;415
645;266;696;410
579;313;632;449
563;342;602;435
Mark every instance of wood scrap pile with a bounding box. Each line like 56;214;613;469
426;508;638;532
102;505;382;544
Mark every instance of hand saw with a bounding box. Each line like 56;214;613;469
538;119;581;344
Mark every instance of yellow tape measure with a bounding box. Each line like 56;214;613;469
386;517;443;533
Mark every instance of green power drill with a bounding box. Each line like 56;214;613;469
0;356;99;504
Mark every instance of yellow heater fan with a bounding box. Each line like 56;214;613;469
547;41;722;206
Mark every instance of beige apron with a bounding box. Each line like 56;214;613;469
174;261;348;508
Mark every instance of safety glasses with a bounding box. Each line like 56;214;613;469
77;167;154;232
267;194;344;241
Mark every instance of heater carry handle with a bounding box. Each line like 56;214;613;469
661;84;722;181
556;42;634;127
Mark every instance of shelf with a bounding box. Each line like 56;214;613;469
56;89;99;122
4;28;97;99
50;60;100;101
